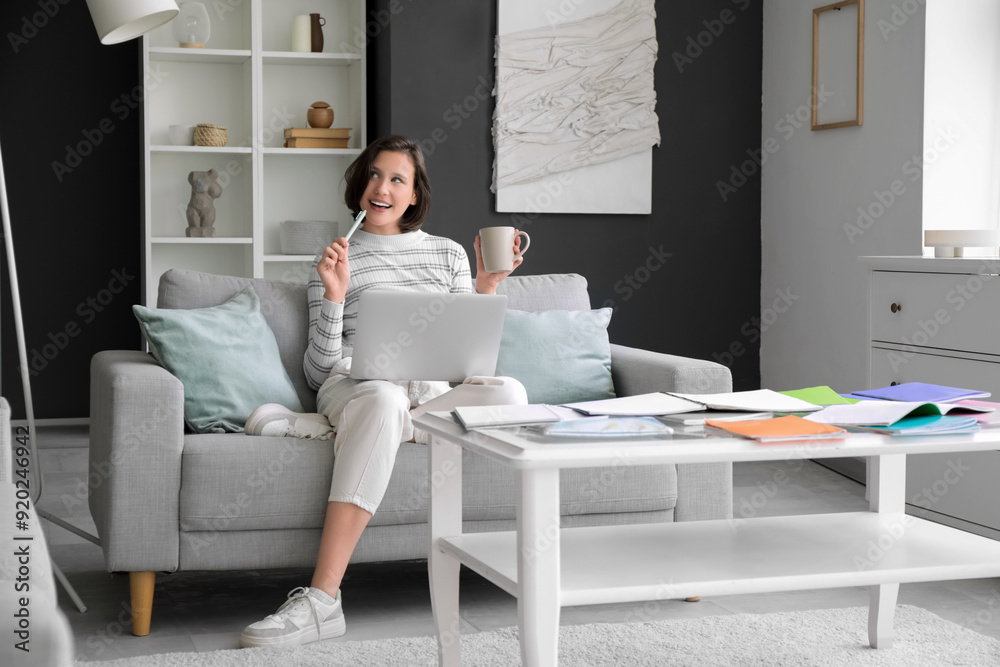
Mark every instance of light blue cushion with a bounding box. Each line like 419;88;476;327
133;285;304;434
495;308;615;404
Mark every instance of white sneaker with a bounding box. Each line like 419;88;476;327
245;404;335;440
240;586;345;648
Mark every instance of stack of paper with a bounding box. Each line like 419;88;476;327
804;400;992;427
561;393;704;416
956;400;1000;426
668;389;823;413
853;415;981;436
539;417;673;437
705;415;847;443
453;404;562;429
660;411;772;426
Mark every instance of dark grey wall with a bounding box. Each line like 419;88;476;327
0;0;762;420
379;0;763;389
1;0;143;420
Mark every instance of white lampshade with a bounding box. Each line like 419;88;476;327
86;0;180;45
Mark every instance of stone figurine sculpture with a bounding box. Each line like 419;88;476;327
185;169;222;237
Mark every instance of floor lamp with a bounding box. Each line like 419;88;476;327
1;0;180;614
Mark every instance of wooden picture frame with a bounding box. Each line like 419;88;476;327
811;0;864;130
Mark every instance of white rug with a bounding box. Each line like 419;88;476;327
75;605;1000;666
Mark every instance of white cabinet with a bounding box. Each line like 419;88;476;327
142;0;366;305
864;256;1000;539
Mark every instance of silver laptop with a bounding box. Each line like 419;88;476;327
349;291;508;381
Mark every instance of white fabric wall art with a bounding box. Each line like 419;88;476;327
493;0;660;214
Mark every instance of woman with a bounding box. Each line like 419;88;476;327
239;136;527;648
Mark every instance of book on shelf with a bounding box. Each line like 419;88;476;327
850;382;990;404
804;400;993;427
705;415;847;443
284;137;350;149
284;127;351;139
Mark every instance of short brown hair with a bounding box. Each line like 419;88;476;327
343;136;432;232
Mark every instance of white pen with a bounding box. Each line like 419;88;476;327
343;209;367;242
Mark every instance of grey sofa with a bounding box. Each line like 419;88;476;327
89;269;733;636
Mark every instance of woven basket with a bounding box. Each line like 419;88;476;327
280;220;338;255
193;124;228;147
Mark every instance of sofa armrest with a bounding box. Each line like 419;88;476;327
89;351;185;572
610;344;732;396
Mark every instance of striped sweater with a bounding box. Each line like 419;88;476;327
303;228;473;390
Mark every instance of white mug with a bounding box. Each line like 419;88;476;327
479;226;530;273
291;15;311;52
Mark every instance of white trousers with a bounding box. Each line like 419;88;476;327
316;372;528;514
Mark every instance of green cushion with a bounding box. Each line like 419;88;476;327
495;308;615;404
133;285;304;434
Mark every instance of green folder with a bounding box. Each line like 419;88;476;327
779;386;859;406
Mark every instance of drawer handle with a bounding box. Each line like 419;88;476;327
890;302;902;314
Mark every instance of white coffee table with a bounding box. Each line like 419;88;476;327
414;412;1000;666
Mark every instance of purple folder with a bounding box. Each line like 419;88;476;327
851;382;990;404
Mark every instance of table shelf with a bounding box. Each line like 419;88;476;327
440;511;1000;607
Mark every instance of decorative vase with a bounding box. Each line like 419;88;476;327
307;102;334;129
172;2;210;48
310;13;325;52
291;15;310;52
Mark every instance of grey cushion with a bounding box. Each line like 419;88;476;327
157;269;316;412
497;273;591;311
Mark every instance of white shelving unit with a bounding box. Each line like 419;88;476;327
142;0;366;305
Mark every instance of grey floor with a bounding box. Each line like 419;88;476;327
34;425;1000;663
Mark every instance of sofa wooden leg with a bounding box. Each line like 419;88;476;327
129;571;155;636
684;596;701;602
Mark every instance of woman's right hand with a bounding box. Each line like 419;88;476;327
318;238;350;304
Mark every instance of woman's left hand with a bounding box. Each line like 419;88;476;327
474;232;524;295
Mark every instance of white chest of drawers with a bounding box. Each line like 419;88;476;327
863;256;1000;539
